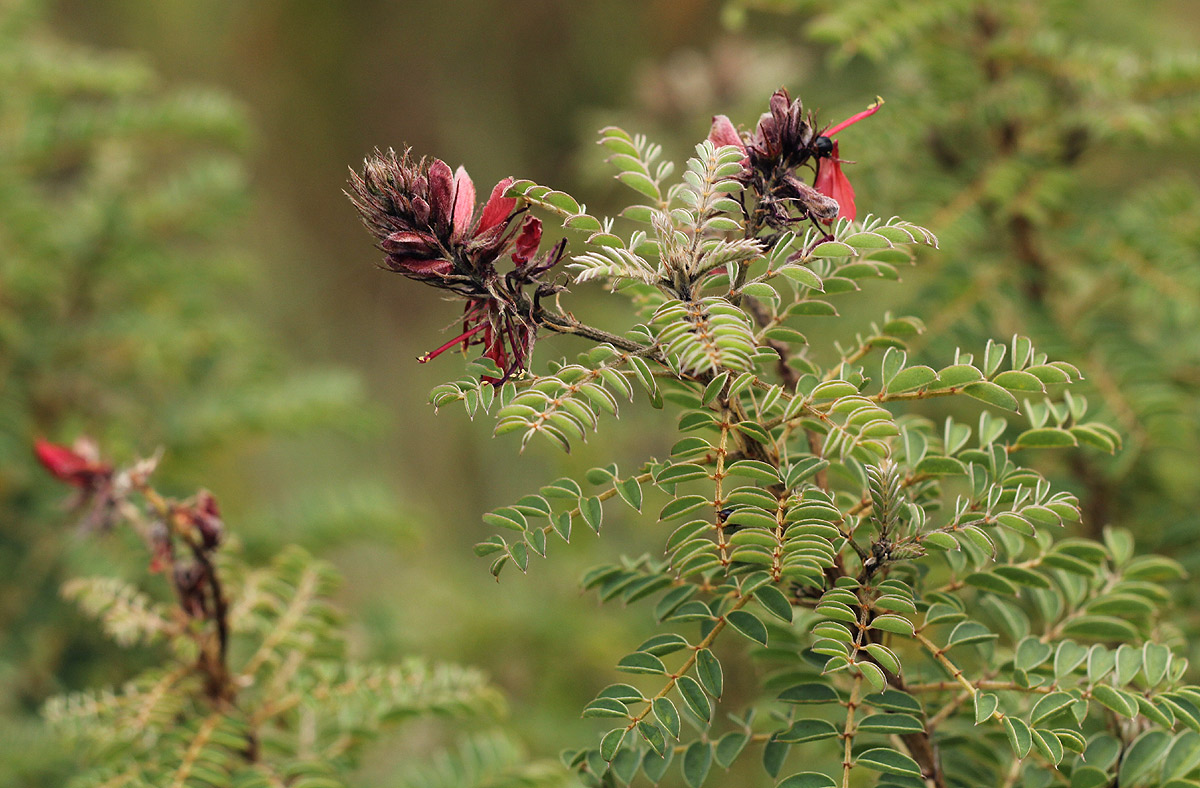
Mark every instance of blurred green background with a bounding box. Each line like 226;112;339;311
5;0;1200;784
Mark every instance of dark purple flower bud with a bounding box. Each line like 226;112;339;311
349;148;564;383
411;196;431;225
746;88;816;171
148;521;173;573
427;159;455;234
174;562;209;618
780;174;840;222
190;490;223;550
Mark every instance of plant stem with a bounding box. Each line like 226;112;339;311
841;675;862;788
537;309;658;356
625;593;751;731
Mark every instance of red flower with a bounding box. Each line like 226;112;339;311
34;438;111;488
813;98;884;222
814;139;856;222
351;155;564;382
349;149;524;284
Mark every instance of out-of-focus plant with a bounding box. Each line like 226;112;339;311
351;87;1194;787
723;0;1200;564
34;439;564;788
0;2;381;782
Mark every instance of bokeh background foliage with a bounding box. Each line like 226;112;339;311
2;0;1199;785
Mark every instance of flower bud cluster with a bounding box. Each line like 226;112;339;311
348;149;566;380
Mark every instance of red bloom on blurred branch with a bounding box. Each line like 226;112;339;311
348;149;563;381
34;438;111;488
34;437;120;530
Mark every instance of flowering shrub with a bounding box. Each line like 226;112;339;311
352;89;1195;788
727;0;1200;559
34;440;564;788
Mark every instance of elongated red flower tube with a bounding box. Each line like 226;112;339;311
813;97;884;222
814;140;856;222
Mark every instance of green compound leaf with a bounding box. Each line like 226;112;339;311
600;727;627;761
659;495;711;522
754;584;794;623
870;614;915;636
975;693;999;724
1118;730;1171;785
583;698;630;719
887;365;937;393
779;682;841;704
642;746;674;783
714;731;749;768
856;713;924;734
1015;427;1078;449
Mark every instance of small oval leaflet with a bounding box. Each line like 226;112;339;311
675;675;711;722
779;682;841;704
616;651;666;675
1015;427;1078;449
856;713;924;734
855;748;922;777
681;740;712;788
777;773;837;788
651;697;680;740
696;648;723;698
870;614;915;636
774;718;839;743
726;610;769;645
582;698;629;718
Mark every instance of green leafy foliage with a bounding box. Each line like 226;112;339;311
0;3;384;782
732;0;1200;582
47;546;517;788
436;104;1195;787
37;450;566;788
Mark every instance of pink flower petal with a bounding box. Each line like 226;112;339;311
381;230;439;255
708;115;747;156
389;257;454;276
477;177;516;236
452;165;476;239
